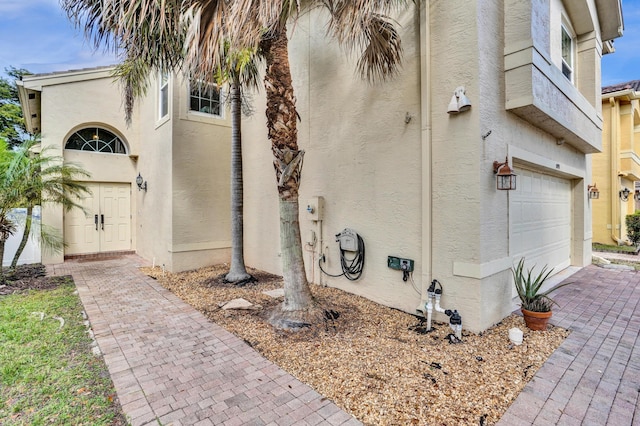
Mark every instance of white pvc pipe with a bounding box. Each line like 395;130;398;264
434;294;446;314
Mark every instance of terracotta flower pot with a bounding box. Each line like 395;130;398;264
521;308;552;331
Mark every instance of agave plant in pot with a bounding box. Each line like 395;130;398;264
511;258;573;330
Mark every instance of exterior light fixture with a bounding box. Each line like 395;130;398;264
447;86;472;114
619;187;630;201
634;190;640;202
136;173;147;192
587;184;599;200
493;157;516;190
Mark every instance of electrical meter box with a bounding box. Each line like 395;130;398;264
388;256;414;272
306;196;325;221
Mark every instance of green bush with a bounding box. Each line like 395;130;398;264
626;211;640;246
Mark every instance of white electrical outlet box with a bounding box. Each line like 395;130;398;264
307;196;325;221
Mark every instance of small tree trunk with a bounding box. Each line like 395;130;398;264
0;238;5;283
10;205;33;270
225;79;252;283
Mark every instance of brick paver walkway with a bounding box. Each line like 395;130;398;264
49;255;640;425
497;265;640;425
48;255;361;426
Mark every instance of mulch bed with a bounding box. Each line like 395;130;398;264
142;263;570;426
0;264;71;295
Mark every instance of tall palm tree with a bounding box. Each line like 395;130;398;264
5;138;90;269
215;46;261;284
62;0;407;329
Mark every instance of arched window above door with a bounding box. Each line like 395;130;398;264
65;127;127;154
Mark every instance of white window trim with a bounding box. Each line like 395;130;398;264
156;72;171;128
561;23;575;84
159;72;169;118
188;80;224;119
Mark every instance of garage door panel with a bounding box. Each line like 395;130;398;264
510;169;571;278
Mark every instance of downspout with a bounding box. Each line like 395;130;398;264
609;96;623;244
419;0;432;314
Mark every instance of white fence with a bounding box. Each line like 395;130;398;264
2;207;42;267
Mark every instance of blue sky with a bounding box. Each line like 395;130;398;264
0;0;637;86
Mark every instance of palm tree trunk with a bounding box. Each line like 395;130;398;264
10;205;33;270
0;238;5;283
225;78;252;283
0;216;14;283
262;27;315;317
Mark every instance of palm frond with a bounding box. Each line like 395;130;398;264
323;0;407;82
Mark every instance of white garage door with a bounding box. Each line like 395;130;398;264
510;168;572;276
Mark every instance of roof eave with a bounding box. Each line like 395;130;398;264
596;0;624;42
16;80;42;134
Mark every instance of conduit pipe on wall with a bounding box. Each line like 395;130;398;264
419;0;433;325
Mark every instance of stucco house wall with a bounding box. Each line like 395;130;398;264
17;0;621;332
18;68;140;265
170;75;232;271
241;0;619;331
18;69;232;272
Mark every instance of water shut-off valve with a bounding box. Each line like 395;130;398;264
422;280;462;339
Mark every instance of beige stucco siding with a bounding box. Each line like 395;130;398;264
21;0;616;333
133;76;173;269
243;6;425;316
170;99;232;271
242;0;597;331
30;70;139;264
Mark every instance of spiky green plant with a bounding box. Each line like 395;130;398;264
511;258;573;312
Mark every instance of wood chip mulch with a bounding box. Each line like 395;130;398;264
141;264;570;426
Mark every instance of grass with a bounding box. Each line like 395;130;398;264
592;242;639;253
0;280;126;425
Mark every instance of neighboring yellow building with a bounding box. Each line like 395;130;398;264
595;81;640;245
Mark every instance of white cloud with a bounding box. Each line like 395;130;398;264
0;0;59;16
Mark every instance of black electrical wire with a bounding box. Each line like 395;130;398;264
319;234;365;281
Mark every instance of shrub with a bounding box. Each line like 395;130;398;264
625;211;640;246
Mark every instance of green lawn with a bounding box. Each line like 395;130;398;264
0;280;126;425
592;242;639;254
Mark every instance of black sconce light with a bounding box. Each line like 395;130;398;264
493;157;517;190
634;190;640;202
619;187;630;201
587;184;599;200
136;173;147;192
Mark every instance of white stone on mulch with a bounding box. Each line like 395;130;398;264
262;288;285;298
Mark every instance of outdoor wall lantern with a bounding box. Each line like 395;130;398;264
587;184;600;200
493;157;517;190
635;190;640;202
447;86;472;114
136;173;148;192
619;187;630;201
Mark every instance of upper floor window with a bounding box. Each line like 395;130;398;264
65;127;127;154
159;72;169;119
561;25;574;83
189;81;221;116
